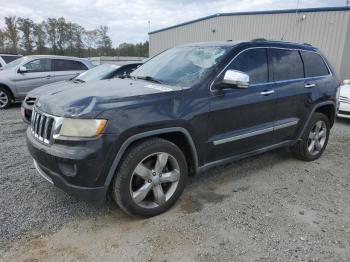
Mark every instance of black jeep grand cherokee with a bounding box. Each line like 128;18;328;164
27;40;339;217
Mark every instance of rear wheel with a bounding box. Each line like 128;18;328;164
113;138;188;217
0;87;11;109
292;112;330;161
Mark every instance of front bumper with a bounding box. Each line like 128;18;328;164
21;102;33;124
27;128;118;202
338;102;350;119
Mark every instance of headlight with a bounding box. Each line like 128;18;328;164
58;118;107;138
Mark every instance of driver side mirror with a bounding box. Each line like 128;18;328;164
220;70;250;89
18;66;27;73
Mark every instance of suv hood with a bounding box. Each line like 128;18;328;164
36;78;181;117
27;80;78;97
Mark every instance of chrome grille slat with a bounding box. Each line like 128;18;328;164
31;109;56;145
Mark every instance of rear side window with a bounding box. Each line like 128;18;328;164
301;51;329;77
227;48;268;85
24;59;52;72
270;49;304;81
54;59;88;71
1;55;22;64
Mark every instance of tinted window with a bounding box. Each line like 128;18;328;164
24;59;52;72
227;48;268;85
54;59;88;71
271;49;304;81
2;55;22;64
301;51;329;77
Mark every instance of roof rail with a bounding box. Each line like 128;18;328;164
251;38;267;42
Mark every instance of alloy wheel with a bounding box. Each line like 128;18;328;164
307;120;327;156
130;152;180;209
0;91;9;109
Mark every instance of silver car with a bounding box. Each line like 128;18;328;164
0;55;94;109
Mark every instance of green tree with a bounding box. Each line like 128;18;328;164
97;25;112;55
84;29;98;57
33;22;47;54
45;18;58;54
0;29;4;52
17;17;34;54
3;16;19;53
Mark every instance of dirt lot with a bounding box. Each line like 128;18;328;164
0;105;350;262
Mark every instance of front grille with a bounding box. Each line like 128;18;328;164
31;109;55;144
339;110;350;116
339;96;350;104
25;96;37;106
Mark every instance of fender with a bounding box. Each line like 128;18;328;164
103;127;199;188
297;101;336;140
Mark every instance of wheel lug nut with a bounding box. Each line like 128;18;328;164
152;172;156;176
148;179;152;183
159;174;162;177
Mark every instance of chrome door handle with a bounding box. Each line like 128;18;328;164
305;83;316;88
46;75;52;78
260;90;275;96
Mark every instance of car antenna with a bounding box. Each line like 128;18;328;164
281;0;301;40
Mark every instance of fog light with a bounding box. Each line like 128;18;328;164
58;162;77;177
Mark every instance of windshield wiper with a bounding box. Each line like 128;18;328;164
135;76;163;84
73;78;85;83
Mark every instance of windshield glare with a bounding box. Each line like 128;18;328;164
131;46;230;87
75;64;120;82
2;56;29;70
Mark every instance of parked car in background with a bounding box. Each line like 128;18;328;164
0;55;94;109
338;79;350;118
21;62;142;123
26;40;339;217
0;53;22;69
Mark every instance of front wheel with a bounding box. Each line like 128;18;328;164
292;112;330;161
0;87;11;109
112;138;188;217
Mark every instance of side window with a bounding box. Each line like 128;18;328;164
54;59;88;71
270;49;304;81
227;48;268;85
2;55;21;64
301;51;329;77
24;59;52;73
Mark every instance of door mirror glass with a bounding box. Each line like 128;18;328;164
18;66;27;73
221;70;250;89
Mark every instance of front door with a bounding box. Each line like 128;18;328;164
15;58;55;97
207;48;277;163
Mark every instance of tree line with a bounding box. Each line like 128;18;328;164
0;16;149;58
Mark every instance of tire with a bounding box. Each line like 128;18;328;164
0;87;11;109
292;112;330;161
112;138;188;217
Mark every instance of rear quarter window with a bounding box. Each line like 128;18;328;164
301;51;330;77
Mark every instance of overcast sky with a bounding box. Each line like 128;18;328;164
0;0;348;46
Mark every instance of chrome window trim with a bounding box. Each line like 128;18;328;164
210;46;332;92
213;119;299;145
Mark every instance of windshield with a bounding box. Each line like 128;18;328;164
2;56;30;70
130;46;231;87
75;64;120;82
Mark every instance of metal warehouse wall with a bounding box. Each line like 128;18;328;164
149;9;350;79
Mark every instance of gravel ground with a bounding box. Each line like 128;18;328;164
1;105;350;261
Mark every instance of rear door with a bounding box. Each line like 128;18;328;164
270;48;313;143
207;48;277;162
15;58;54;96
53;59;88;82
